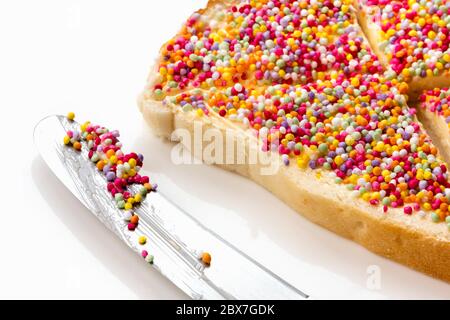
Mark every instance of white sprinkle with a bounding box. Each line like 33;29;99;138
123;211;133;221
405;125;415;134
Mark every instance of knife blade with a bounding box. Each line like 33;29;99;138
33;115;308;300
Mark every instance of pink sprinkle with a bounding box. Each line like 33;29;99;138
404;206;412;215
255;70;264;80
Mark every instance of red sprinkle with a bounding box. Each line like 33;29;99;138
404;206;413;215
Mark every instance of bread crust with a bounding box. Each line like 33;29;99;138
139;0;450;283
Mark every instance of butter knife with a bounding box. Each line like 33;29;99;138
33;115;308;300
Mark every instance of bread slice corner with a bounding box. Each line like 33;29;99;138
355;0;450;99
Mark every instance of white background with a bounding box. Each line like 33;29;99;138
0;0;449;299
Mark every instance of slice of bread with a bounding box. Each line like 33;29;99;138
139;0;450;282
356;0;450;98
417;88;450;165
152;0;381;96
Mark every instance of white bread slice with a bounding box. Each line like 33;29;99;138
154;0;382;96
416;89;450;165
140;0;450;282
356;0;450;98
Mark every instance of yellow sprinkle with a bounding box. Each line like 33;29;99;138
63;135;71;145
159;67;167;76
297;159;307;169
138;236;147;245
128;158;137;167
222;72;232;82
82;122;91;133
408;30;417;37
110;155;118;164
134;193;143;203
335;155;344;166
418;18;426;27
67;112;75;121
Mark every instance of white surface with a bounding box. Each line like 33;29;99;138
0;0;449;299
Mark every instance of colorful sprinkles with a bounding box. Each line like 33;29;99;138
362;0;450;82
166;74;450;223
151;0;450;227
154;0;381;96
63;114;156;264
64;120;156;210
63;114;213;266
419;87;450;132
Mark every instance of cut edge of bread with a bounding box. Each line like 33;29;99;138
416;106;450;166
138;90;450;283
356;2;450;99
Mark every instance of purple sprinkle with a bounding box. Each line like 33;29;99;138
103;165;111;174
112;130;120;138
106;172;116;182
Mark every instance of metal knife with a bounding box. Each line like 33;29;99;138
33;115;308;300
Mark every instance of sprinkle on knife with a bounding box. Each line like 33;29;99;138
62;112;211;267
